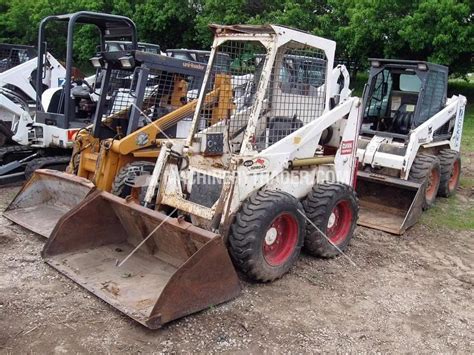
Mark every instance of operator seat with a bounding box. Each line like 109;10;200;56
254;115;303;150
390;103;413;134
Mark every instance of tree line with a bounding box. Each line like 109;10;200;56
0;0;472;76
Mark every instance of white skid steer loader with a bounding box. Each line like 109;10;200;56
0;44;65;146
42;24;362;328
356;59;467;234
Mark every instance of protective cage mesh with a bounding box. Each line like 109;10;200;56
418;70;446;124
97;66;200;135
0;46;35;73
255;43;327;151
196;40;266;137
196;39;327;153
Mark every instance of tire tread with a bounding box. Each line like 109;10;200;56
24;156;71;180
438;149;460;197
408;153;441;209
302;183;358;258
228;190;304;282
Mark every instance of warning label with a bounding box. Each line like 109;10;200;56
341;140;354;155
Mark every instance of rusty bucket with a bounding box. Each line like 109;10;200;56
356;171;425;235
42;190;241;329
3;169;95;238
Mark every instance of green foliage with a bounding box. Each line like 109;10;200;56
317;0;473;76
449;80;474;103
134;0;198;48
319;0;406;69
351;73;369;97
421;193;474;231
461;103;474;152
0;0;109;65
0;0;472;76
399;0;473;76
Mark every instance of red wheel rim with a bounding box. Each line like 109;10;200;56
448;160;460;191
262;213;298;266
426;168;440;200
327;200;353;245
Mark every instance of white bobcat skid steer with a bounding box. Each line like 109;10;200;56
42;24;362;328
356;59;467;234
0;45;66;146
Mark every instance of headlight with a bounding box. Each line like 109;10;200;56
119;55;135;69
90;55;104;69
417;63;428;71
371;60;381;68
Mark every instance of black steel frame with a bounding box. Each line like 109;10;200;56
91;50;207;139
35;11;137;129
362;58;449;138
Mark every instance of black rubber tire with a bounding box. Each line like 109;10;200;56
408;154;441;210
0;121;13;147
228;190;305;282
303;183;358;258
437;149;461;198
0;134;7;148
0;145;35;165
111;161;155;200
24;156;71;180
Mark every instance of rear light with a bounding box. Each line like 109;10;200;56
67;129;79;141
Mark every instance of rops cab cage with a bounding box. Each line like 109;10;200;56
356;58;466;234
360;58;449;140
35;11;137;130
0;44;37;73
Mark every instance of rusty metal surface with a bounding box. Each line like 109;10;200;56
3;169;95;238
42;190;241;329
209;24;276;36
356;171;424;235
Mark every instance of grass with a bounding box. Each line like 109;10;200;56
461;103;474;152
423;101;474;231
460;176;474;190
421;194;474;231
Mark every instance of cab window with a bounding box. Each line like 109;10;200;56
399;74;421;92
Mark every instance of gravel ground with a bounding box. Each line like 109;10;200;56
0;181;473;353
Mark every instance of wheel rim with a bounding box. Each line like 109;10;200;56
448;160;460;191
426;168;440;201
262;213;298;266
327;200;353;245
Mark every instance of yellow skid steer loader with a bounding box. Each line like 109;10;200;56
4;20;234;237
41;24;362;328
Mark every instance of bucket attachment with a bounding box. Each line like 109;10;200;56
42;191;241;329
3;169;95;238
356;171;425;234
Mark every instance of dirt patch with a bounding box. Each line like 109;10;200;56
0;184;473;353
